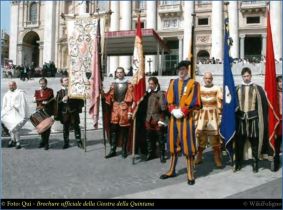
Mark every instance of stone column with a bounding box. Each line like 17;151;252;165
146;1;157;74
17;45;23;66
178;36;183;62
109;1;119;75
119;1;131;73
37;41;44;67
240;35;245;59
228;1;239;59
9;2;19;64
270;1;282;60
261;34;266;58
78;1;87;14
211;1;223;60
183;1;194;60
43;1;56;63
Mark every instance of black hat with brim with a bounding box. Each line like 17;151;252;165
177;60;191;70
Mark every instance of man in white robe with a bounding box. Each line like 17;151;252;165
1;81;29;149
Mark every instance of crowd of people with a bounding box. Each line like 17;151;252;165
3;61;58;80
197;56;283;65
1;60;282;186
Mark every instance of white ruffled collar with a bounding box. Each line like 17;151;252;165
242;81;254;86
147;86;158;93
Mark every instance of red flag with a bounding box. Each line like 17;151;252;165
89;19;102;129
132;15;146;117
264;9;280;151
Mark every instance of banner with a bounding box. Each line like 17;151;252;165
264;8;280;152
89;19;102;128
132;15;146;117
66;17;98;99
220;18;238;160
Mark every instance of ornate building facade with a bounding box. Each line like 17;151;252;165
9;1;282;75
1;30;10;66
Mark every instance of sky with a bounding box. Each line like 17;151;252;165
1;1;11;34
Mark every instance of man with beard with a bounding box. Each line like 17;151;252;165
1;81;29;149
103;67;134;159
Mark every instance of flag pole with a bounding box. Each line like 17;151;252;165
132;117;136;165
84;96;87;152
131;10;142;165
189;13;196;79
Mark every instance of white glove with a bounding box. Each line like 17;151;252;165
175;109;184;119
158;121;167;127
171;109;184;119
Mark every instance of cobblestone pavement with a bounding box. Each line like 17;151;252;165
1;78;282;199
1;130;282;199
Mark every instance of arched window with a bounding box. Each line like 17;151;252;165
30;2;37;24
197;50;210;63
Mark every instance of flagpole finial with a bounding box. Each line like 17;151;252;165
108;9;113;16
135;9;142;16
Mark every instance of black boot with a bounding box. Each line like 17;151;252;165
76;139;83;148
252;159;259;173
272;136;282;172
158;130;166;163
44;129;51;150
38;140;44;148
234;160;242;172
146;131;154;161
121;137;128;159
63;126;70;149
63;139;69;149
74;125;83;149
121;127;129;159
105;131;117;158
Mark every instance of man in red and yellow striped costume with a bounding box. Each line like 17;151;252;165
160;60;201;185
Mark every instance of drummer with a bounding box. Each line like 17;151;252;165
34;77;55;150
1;81;29;149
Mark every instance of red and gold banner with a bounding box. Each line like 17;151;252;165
132;15;146;118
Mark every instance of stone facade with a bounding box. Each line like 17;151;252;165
1;30;10;66
9;1;282;75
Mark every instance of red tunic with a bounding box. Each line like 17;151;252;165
34;88;54;111
104;82;134;127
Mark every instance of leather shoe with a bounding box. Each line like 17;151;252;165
271;156;280;172
105;151;116;159
8;141;15;148
160;156;166;163
146;154;154;161
122;152;128;159
233;163;242;172
44;145;49;150
160;173;176;179
38;142;44;148
77;140;83;149
187;179;195;185
15;143;21;149
252;161;258;173
63;144;69;149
